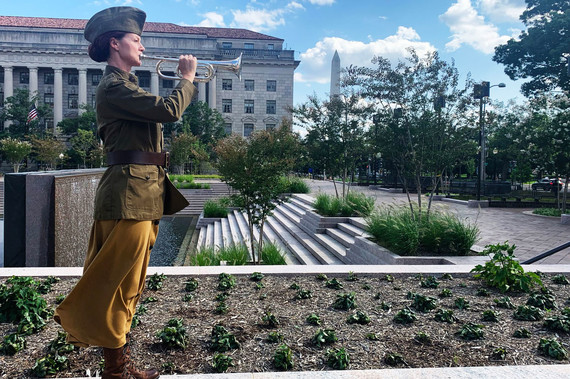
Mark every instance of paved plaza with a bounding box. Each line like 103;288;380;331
306;179;570;265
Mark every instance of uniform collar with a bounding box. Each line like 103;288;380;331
104;65;139;84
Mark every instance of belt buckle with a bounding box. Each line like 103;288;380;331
164;151;170;168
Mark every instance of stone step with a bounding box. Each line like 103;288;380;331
265;216;321;265
205;223;214;249
291;193;315;207
288;197;314;211
196;226;206;249
213;221;222;250
282;201;306;218
227;212;244;247
337;222;368;238
220;218;232;248
313;233;349;262
276;204;301;224
272;209;342;265
233;210;254;260
349;217;367;230
326;227;355;248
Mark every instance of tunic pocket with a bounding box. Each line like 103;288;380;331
126;165;159;212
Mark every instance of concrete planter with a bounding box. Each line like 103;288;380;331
561;214;570;225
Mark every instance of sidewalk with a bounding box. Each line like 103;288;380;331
306;180;570;265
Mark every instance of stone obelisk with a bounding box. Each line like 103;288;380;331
330;50;340;98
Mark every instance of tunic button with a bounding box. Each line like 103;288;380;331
145;175;150;180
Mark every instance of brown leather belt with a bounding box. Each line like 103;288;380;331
106;151;169;167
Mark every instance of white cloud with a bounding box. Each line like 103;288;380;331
288;2;305;10
230;7;290;32
306;0;335;5
296;26;436;84
440;0;511;54
197;12;226;27
478;0;526;23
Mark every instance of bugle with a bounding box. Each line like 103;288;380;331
140;53;242;82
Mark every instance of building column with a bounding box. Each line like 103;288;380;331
28;67;39;100
198;82;206;103
78;69;87;114
208;77;217;108
3;66;13;130
150;72;159;95
53;68;63;133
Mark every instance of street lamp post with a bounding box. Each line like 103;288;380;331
474;81;505;201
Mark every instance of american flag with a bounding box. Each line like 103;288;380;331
26;104;38;124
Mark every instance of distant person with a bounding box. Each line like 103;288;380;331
54;6;196;379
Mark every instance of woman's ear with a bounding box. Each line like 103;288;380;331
109;37;120;52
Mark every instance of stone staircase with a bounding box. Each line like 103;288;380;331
177;182;235;215
195;193;370;265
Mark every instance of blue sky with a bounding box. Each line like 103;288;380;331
1;0;528;106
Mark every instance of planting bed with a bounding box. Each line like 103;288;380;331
1;271;569;377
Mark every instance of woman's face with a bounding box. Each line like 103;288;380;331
113;33;145;67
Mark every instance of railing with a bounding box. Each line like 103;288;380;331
218;48;295;60
522;241;570;264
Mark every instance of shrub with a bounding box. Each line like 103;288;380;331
393;308;417;324
273;344;294;370
332;292;357;310
314;192;374;217
146;273;166;291
211;325;241;352
261;243;287;265
346;310;371;325
203;199;229;218
0;333;26;355
326;347;350;369
456;323;484;340
434;309;457;324
217;244;249;266
538;338;568;360
279;176;310;194
533;208;562;217
471;242;543;293
312;329;338;347
157;318;188;349
513;305;544;321
189;247;220;266
218;273;236;291
212;353;234;373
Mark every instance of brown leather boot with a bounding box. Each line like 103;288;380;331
124;334;160;379
102;346;135;379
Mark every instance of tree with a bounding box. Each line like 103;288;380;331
0;137;32;172
0;88;52;137
70;129;96;168
31;134;66;170
215;125;298;264
346;49;476;216
493;0;570;95
182;101;226;154
169;132;209;174
57;104;97;135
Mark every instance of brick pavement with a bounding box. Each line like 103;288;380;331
306;180;570;265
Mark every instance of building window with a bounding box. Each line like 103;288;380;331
20;72;29;84
222;42;232;49
44;93;54;106
91;94;96;108
244;80;254;91
266;100;276;114
137;72;150;87
244;123;254;137
244;100;254;114
44;72;54;85
244;43;254;49
266;124;276;130
68;73;78;85
0;92;3;107
163;79;173;88
92;73;102;85
222;79;232;90
222;99;232;113
267;44;274;50
224;123;232;135
68;94;78;109
267;80;277;92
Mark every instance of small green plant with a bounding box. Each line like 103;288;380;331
346;310;371;325
439;288;453;298
312;328;338;347
161;362;175;374
54;294;66;304
183;294;193;302
306;313;321;325
325;278;343;290
296;289;312;300
411;294;438;313
255;282;265;290
184;278;199;292
142;296;158;304
212;353;234;373
471;242;543;293
156;318;188;349
513;305;544;321
420;275;440;288
482;310;500;322
379;301;391;311
366;332;380;341
262;311;280;328
454;297;470;310
538;338;568;360
414;331;432;344
261;243;287;265
267;331;284;343
218;273;236;291
289;282;300;290
0;333;26;355
393;308;417;324
316;273;328;281
146;273;166;291
346;271;359;281
214;301;229;315
250;272;264;282
131;314;141;328
384;352;406;366
326;347;350;370
215;293;229;302
513;327;531;338
490;347;508;360
434;309;457;324
552;274;570;285
456;323;484;340
543;315;570;333
526;292;557;310
494;296;515;309
382;274;394;282
476;288;490;297
211;325;241;352
273;344;294;370
532;208;562;217
441;273;453;280
333;292;357;310
47;332;74;355
31;354;69;377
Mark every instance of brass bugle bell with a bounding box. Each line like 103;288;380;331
140;53;242;83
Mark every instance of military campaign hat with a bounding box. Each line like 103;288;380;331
84;6;146;43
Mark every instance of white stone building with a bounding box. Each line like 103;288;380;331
0;15;300;136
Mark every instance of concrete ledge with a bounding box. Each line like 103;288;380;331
561;213;570;225
467;199;489;208
439;197;469;206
